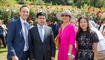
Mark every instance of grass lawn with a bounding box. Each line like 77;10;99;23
0;48;7;60
0;48;58;60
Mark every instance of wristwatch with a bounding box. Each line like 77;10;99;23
68;53;75;58
68;53;72;56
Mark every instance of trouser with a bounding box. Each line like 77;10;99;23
0;34;6;48
20;51;30;60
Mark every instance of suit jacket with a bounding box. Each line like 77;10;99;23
52;24;59;32
7;18;30;60
29;25;56;60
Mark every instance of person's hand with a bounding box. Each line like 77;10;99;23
32;59;35;60
51;57;55;60
68;55;74;60
12;56;19;60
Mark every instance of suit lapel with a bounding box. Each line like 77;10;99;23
17;19;25;40
44;26;47;42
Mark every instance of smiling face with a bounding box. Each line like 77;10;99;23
61;14;71;23
36;15;46;26
80;18;88;31
19;7;29;20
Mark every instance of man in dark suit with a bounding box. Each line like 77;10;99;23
52;21;59;38
7;5;30;60
29;12;56;60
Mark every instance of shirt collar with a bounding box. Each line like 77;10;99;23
20;17;27;24
37;24;44;29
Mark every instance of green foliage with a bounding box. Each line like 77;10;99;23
95;0;105;8
0;8;11;24
75;0;105;8
18;0;26;4
32;0;45;5
0;0;105;25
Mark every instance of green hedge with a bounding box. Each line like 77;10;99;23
0;4;105;26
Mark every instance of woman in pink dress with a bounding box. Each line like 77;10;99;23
58;10;76;60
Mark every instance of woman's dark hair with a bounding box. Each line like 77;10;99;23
77;16;91;38
36;12;46;18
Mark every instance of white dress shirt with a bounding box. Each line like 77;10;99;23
20;17;29;51
100;24;105;38
91;27;105;51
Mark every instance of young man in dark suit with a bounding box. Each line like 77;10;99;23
29;12;56;60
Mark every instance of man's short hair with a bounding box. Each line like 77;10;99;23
36;12;46;18
20;5;29;11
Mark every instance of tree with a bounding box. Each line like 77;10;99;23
20;0;26;4
75;0;105;8
73;0;77;3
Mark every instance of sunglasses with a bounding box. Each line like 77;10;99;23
61;14;70;17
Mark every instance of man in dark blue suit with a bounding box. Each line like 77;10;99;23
7;5;30;60
52;21;59;38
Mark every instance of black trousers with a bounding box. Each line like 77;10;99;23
20;51;30;60
0;34;6;48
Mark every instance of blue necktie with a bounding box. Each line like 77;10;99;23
24;22;28;38
24;22;28;51
40;26;44;42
